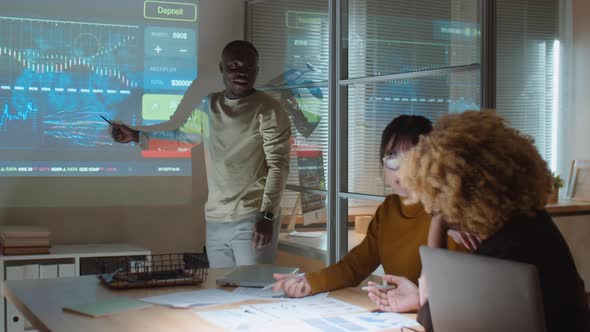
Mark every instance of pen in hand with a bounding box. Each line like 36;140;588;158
259;272;306;292
361;285;397;291
99;114;114;126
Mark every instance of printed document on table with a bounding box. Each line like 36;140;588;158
198;310;419;332
197;307;275;331
301;312;420;331
140;289;248;308
244;297;364;319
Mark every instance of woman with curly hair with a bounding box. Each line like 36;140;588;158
271;115;465;311
386;110;590;331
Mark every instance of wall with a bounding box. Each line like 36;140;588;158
0;0;245;254
554;0;590;291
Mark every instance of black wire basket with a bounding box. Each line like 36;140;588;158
97;253;209;289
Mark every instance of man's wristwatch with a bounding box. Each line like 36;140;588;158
261;211;274;222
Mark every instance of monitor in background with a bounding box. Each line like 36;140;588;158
419;246;546;332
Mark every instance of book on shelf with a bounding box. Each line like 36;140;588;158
0;237;52;248
0;225;51;239
0;246;51;255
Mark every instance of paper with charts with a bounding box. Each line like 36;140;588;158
301;312;419;331
244;297;363;318
140;289;249;308
197;297;418;331
254;313;419;332
197;298;419;332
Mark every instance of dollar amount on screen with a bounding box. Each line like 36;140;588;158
171;80;192;87
172;32;188;39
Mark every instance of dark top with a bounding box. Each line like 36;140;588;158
417;210;590;332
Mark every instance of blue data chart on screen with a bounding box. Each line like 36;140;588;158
0;19;141;148
0;0;198;176
0;18;140;146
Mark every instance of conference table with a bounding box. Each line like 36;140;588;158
3;268;423;332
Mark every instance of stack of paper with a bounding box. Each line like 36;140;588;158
0;226;51;255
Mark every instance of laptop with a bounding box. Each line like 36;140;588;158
419;246;546;332
216;264;299;287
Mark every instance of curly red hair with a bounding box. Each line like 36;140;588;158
399;110;552;238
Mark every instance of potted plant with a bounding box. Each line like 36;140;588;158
548;172;564;204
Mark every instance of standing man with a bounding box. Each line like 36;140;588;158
111;40;291;268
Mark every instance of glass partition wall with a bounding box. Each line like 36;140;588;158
246;0;556;265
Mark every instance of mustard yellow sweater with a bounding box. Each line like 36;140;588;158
307;195;463;294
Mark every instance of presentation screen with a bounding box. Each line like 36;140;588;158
0;0;198;177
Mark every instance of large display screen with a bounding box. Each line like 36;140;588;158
0;0;198;176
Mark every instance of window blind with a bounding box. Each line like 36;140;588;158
496;0;557;164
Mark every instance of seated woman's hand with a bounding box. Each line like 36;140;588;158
447;230;482;251
272;273;311;298
367;275;420;313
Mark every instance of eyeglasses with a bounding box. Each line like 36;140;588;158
382;155;400;171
